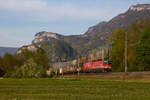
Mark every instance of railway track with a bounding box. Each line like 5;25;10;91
56;71;150;79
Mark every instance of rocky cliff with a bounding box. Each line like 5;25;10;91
18;4;150;61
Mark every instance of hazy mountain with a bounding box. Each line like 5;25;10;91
40;40;77;62
0;47;18;56
18;4;150;61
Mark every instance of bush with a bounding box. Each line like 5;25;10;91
3;72;12;78
12;59;45;78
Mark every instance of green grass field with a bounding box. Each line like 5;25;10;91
0;77;150;100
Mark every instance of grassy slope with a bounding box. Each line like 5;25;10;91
0;78;150;100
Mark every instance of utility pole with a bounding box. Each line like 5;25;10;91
125;32;128;72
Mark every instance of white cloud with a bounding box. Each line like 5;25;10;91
0;0;114;21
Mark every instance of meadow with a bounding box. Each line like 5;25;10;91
0;76;150;100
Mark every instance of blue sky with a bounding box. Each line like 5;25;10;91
0;0;150;47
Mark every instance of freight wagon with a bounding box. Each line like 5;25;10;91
47;47;112;76
48;60;112;76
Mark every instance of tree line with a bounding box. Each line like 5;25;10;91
0;48;49;78
109;19;150;72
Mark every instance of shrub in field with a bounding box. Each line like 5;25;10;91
34;48;49;76
1;47;49;78
12;59;45;78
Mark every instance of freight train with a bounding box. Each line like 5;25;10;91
47;59;112;76
82;60;112;73
46;48;112;76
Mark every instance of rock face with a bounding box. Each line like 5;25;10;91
17;45;37;54
18;31;64;54
130;4;150;11
41;40;77;62
32;31;64;44
19;4;150;59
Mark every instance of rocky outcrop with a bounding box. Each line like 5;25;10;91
17;45;37;54
130;4;150;11
18;4;150;56
32;31;64;44
17;31;64;54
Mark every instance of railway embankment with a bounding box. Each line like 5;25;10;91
58;71;150;80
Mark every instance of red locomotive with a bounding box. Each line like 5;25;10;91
82;60;112;72
48;48;112;76
49;59;112;76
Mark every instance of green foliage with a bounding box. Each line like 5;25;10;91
1;53;24;73
0;47;49;78
19;49;35;60
109;29;125;71
109;20;148;72
126;22;144;71
34;48;49;76
0;56;4;77
136;24;150;71
2;53;16;72
20;48;49;69
12;59;44;78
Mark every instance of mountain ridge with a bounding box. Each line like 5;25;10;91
18;4;150;61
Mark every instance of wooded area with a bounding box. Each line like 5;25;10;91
109;19;150;72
